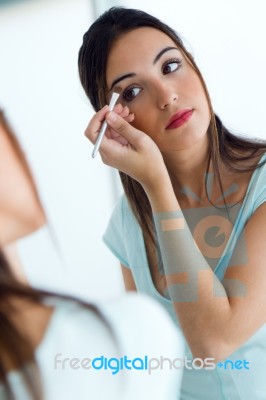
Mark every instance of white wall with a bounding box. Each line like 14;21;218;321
1;0;265;301
0;0;124;300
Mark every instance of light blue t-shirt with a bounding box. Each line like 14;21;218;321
103;153;266;400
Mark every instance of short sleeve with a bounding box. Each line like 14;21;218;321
252;156;266;212
103;195;130;268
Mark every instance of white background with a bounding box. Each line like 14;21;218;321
0;0;265;300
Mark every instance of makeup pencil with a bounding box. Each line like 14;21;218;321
92;92;120;158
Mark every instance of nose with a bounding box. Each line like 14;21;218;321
155;81;178;110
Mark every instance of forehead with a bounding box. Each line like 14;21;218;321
106;27;178;80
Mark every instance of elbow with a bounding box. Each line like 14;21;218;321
191;338;236;364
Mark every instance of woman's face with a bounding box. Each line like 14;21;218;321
106;27;211;153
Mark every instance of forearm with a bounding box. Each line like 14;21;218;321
144;179;233;359
86;106;260;361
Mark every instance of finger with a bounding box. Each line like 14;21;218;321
109;130;130;145
125;113;135;123
114;137;130;145
106;111;143;147
97;132;127;159
114;105;130;119
105;113;134;139
119;106;130;118
113;103;123;114
84;105;109;143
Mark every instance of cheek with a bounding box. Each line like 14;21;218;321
128;105;151;131
193;82;209;110
131;113;156;139
187;77;203;99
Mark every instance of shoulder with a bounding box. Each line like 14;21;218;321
228;152;266;212
37;296;184;400
39;299;111;345
254;152;266;186
40;294;184;360
99;293;184;366
36;300;120;399
38;295;182;352
255;152;266;175
248;152;266;212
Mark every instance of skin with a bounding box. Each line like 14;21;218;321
0;121;53;372
0;122;46;283
106;27;212;200
85;27;266;361
0;123;46;246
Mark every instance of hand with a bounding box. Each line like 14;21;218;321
85;105;168;190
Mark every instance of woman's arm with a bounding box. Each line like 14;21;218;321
121;264;137;291
146;174;266;361
85;108;266;362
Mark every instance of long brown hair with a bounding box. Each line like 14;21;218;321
0;248;115;400
0;250;44;400
78;7;266;269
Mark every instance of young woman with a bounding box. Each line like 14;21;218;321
0;110;183;399
78;7;266;399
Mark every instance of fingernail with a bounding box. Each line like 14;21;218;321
107;111;117;123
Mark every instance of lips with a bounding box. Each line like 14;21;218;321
166;109;193;129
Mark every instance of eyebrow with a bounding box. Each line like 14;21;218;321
109;46;179;91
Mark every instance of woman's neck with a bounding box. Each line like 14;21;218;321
162;136;210;205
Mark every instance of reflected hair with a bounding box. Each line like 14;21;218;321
0;248;117;400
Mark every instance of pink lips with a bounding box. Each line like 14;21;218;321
166;109;193;129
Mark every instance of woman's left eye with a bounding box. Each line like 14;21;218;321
162;59;182;75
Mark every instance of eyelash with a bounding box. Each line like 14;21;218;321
162;58;182;74
122;86;142;103
122;57;182;103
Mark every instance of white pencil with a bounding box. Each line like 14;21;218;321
92;92;120;158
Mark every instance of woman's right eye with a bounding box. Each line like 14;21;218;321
122;86;142;102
